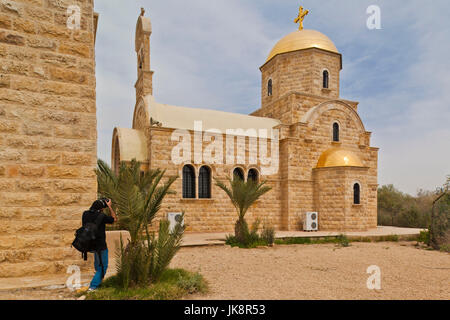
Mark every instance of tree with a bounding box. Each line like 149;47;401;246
96;159;184;288
215;176;272;244
377;185;405;226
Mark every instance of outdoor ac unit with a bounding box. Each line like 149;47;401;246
303;212;318;231
167;212;184;232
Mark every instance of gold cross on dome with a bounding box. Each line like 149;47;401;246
294;5;309;30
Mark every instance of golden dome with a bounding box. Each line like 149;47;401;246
316;148;364;168
266;29;339;63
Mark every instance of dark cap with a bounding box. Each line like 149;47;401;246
90;199;106;211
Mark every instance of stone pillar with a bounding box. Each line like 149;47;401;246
0;0;98;278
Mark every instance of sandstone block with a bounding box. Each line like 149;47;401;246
22;123;52;137
61;152;94;166
41;109;80;125
0;119;16;133
0;13;11;29
40;81;80;97
13;17;36;34
53;179;94;193
59;41;90;58
0;192;42;206
54;125;90;139
7;136;40;149
27;36;56;50
0;30;24;45
49;66;87;84
0;1;24;17
24;5;52;22
0;178;14;191
18;164;45;177
47;165;80;178
16;179;51;192
40;51;77;68
38;22;70;39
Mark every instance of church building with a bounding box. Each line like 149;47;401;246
111;8;379;232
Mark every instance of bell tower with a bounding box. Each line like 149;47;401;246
135;8;154;102
260;6;342;111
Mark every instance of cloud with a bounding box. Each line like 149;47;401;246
93;0;450;195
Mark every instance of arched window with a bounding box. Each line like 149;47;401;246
323;70;329;89
247;168;259;183
182;165;196;198
268;79;273;96
198;166;211;199
113;136;120;174
353;183;361;205
333;122;340;142
233;167;245;181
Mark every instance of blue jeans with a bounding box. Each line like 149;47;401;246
89;249;108;289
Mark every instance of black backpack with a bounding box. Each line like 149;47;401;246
72;211;103;261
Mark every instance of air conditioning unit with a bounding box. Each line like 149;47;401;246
303;212;318;231
167;212;184;232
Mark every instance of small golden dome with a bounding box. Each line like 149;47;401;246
266;29;339;63
316;148;364;168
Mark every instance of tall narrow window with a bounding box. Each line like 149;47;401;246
198;166;211;199
268;79;273;96
333;122;340;142
353;183;361;205
182;165;196;198
323;70;329;89
233;167;245;181
247;168;259;183
113;136;120;174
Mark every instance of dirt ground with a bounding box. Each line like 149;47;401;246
0;242;448;300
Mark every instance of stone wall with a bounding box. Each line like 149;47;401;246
0;0;97;278
146;127;282;233
260;48;341;110
312;166;376;231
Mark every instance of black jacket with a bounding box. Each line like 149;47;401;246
82;210;115;251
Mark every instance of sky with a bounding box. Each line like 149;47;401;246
93;0;450;196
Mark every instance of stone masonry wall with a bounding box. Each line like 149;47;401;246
313;167;374;231
261;49;341;110
0;0;97;278
147;127;282;233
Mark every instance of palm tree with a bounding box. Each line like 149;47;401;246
96;159;184;287
215;176;272;244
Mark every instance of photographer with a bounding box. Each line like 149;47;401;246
82;198;117;291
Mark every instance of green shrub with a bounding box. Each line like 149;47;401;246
215;177;272;247
85;269;207;300
261;223;275;246
418;230;430;244
96;159;184;289
337;234;350;247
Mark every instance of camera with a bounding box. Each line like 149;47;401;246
99;198;110;208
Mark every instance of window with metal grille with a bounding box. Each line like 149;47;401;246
233;168;244;181
198;166;211;199
323;70;329;89
333;122;340;142
247;168;259;183
354;183;361;204
182;165;196;198
268;79;273;96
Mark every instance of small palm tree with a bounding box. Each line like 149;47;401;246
96;159;184;288
215;176;272;244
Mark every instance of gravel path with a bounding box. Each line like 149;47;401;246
0;242;448;300
171;242;450;300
